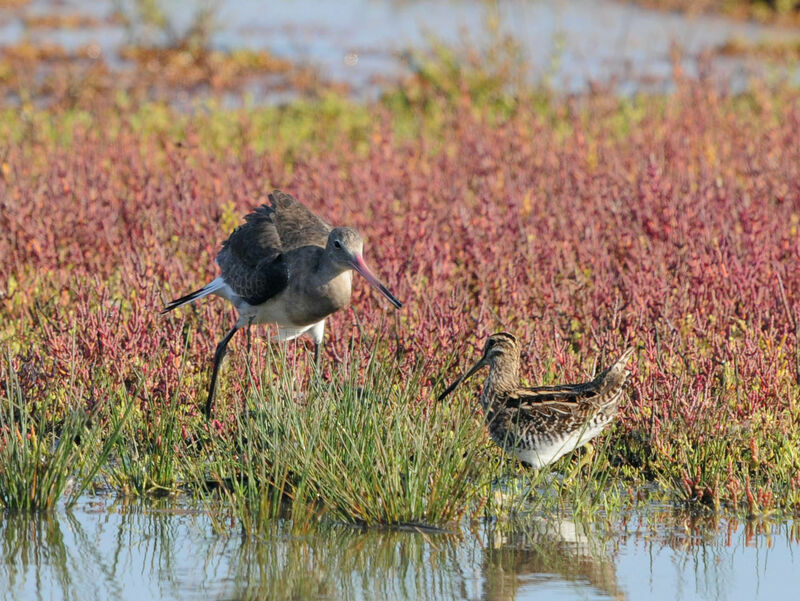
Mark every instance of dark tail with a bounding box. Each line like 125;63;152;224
161;278;225;314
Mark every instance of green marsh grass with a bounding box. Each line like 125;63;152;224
199;337;496;529
104;395;188;497
198;336;641;530
0;351;128;511
221;520;467;601
105;341;199;497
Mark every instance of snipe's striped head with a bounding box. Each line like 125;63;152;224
438;332;519;402
481;332;518;362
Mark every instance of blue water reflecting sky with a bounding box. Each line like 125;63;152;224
1;497;797;601
2;0;799;95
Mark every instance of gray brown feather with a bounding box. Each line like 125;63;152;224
215;190;330;303
264;190;331;250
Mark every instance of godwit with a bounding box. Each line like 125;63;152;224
163;190;403;418
438;333;634;469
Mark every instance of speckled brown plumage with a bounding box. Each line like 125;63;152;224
439;333;634;469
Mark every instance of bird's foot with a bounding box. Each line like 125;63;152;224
565;443;595;482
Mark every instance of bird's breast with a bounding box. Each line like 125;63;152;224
288;271;353;325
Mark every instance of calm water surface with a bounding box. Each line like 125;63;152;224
1;0;798;94
1;497;796;601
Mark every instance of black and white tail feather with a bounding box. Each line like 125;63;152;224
161;277;228;314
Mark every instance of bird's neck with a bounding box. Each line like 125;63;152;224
317;253;351;281
303;254;353;316
484;356;520;395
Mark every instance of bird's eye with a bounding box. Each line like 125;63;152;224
334;240;342;249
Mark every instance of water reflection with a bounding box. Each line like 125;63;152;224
624;512;800;601
227;525;477;601
483;517;624;601
0;498;798;601
2;0;799;97
1;499;215;601
2;511;73;598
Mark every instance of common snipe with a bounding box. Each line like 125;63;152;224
438;333;634;469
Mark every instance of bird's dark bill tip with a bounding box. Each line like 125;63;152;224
437;378;462;401
436;357;486;401
380;283;403;309
351;255;403;309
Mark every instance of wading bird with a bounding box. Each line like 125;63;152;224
163;190;403;418
438;333;634;469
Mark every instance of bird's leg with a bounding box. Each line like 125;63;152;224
243;320;255;412
204;325;239;419
566;443;595;482
314;341;322;368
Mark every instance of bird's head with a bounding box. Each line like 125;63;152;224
437;332;519;401
326;227;402;309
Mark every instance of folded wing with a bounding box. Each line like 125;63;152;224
215;190;329;304
509;347;635;410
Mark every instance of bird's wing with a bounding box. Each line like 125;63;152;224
217;205;281;268
583;347;635;410
507;347;634;410
214;190;331;304
267;189;332;251
489;398;594;444
215;203;286;304
218;252;289;306
505;383;599;407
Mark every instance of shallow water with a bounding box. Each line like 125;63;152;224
1;497;796;601
1;0;798;95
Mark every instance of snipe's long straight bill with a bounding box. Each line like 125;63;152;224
437;358;487;402
351;254;403;309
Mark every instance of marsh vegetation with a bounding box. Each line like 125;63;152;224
1;0;799;598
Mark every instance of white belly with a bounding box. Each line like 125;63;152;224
512;421;610;469
232;292;325;344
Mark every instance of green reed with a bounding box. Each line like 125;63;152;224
105;339;197;497
0;350;127;511
198;336;496;529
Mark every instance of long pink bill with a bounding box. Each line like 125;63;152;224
351;254;403;309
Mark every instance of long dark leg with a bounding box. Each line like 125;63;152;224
314;341;322;367
204;325;239;419
243;320;254;413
